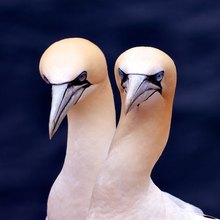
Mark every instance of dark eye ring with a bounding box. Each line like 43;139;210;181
118;68;128;83
155;71;164;82
77;71;87;82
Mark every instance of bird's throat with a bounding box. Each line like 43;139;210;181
47;78;115;220
88;99;173;219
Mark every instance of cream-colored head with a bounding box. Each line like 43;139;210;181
39;38;107;84
114;47;177;114
39;38;108;138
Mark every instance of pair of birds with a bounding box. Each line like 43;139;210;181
39;38;217;220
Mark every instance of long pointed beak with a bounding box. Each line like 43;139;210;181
49;83;89;139
124;75;161;114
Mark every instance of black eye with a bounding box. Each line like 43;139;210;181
67;71;89;87
70;71;88;86
155;71;164;82
77;71;87;82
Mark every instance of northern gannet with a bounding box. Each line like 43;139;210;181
87;47;218;220
39;38;116;220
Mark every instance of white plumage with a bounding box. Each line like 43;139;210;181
39;38;115;220
87;47;218;220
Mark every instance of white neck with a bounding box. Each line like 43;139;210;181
87;94;208;219
87;95;175;219
47;77;115;220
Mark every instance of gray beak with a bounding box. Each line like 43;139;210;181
124;74;162;114
49;82;89;139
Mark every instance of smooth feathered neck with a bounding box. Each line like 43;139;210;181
87;84;211;219
47;77;115;220
87;93;175;219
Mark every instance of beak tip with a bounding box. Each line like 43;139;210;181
49;122;55;140
49;133;53;140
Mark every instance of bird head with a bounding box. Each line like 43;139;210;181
114;47;176;114
39;38;107;139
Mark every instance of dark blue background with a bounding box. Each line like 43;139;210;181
0;0;220;219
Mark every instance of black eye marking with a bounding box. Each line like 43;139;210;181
155;71;164;82
72;71;88;85
77;71;87;82
118;68;128;89
67;71;91;87
148;70;164;89
50;71;91;88
43;75;50;84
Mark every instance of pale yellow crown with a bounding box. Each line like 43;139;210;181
39;38;107;85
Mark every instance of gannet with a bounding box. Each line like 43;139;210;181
87;47;218;220
39;38;116;220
